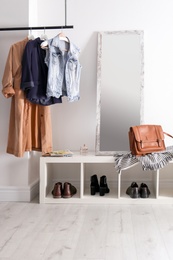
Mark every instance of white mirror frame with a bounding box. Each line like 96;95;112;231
95;30;144;155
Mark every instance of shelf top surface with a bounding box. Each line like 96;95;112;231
40;151;116;163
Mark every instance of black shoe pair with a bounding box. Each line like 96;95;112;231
90;174;110;196
126;182;150;199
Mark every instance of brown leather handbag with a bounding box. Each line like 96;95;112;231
129;125;173;156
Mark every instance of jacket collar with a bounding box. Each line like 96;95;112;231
51;35;80;56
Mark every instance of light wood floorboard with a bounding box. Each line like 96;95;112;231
0;198;173;259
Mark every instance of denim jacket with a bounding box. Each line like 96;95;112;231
45;35;82;102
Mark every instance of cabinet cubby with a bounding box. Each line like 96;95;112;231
39;152;173;204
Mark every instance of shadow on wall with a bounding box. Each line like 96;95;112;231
51;32;98;152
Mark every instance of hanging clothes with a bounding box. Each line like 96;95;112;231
2;38;53;157
44;35;82;102
21;37;62;105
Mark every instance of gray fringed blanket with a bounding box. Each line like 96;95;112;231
114;146;173;173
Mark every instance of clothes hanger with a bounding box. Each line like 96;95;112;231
40;28;48;49
58;29;69;42
40;40;48;49
40;29;69;50
28;28;34;40
40;28;48;40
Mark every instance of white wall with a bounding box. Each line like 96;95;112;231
0;0;39;201
1;0;173;200
37;0;173;150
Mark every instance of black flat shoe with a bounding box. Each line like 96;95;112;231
139;183;150;198
126;182;140;198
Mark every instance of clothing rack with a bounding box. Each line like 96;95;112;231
0;0;73;31
0;25;73;31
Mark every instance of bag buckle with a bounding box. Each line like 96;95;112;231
140;140;143;148
157;139;162;147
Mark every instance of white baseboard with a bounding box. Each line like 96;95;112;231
0;179;39;202
1;179;173;202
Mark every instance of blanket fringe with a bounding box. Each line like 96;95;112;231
114;146;173;173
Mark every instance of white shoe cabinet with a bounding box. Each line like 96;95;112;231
39;152;173;204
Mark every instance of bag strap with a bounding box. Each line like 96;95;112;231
155;125;164;140
163;132;173;139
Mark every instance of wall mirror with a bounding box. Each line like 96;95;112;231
96;30;144;155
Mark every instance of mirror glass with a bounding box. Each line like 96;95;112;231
96;31;144;155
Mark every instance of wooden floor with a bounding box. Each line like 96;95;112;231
0;198;173;260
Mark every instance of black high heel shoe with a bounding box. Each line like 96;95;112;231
100;175;110;196
90;174;100;195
